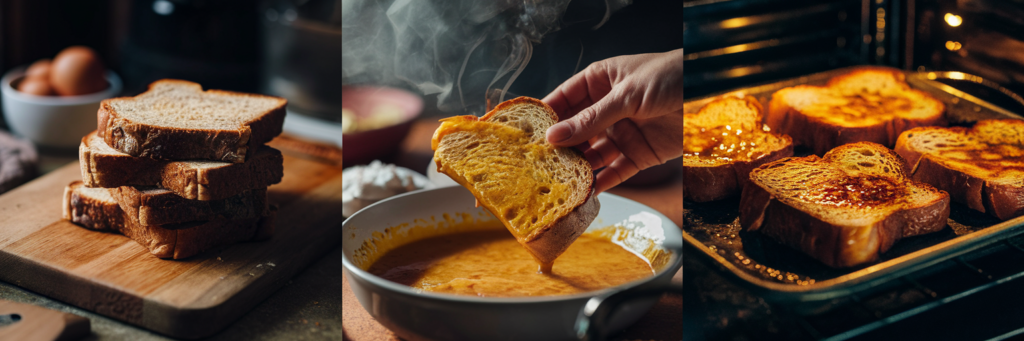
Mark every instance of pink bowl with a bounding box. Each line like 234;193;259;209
342;86;423;165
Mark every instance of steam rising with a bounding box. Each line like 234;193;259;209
342;0;571;114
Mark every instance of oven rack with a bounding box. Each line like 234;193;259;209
785;233;1024;340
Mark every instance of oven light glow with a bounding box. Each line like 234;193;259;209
945;41;962;51
945;13;963;27
720;17;752;29
948;72;966;80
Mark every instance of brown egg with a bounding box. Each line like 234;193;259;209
18;77;54;96
26;59;51;79
49;46;107;96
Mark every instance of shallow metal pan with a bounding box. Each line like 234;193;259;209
683;65;1024;304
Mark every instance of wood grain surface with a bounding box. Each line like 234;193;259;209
0;153;343;340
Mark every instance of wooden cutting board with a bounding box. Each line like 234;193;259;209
0;153;342;339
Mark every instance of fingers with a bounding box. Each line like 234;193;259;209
583;133;621;170
588;118;668;193
542;78;585;120
540;50;685;192
605;118;667;170
583;148;606;170
594;154;642;194
542;62;613;121
546;85;634;147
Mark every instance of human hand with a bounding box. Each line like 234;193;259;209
543;48;684;193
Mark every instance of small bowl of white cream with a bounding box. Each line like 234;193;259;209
342;160;433;217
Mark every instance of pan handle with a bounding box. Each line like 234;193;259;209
574;276;683;341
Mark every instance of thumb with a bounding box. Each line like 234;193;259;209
546;89;631;147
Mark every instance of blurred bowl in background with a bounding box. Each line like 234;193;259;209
342;86;422;165
1;67;121;149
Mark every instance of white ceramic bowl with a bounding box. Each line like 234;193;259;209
342;186;683;341
1;67;122;148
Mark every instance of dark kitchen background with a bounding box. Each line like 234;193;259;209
0;0;340;181
684;0;1024;340
683;0;1024;112
507;0;684;110
341;0;684;118
0;0;341;129
340;0;683;184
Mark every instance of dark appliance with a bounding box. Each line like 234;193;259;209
119;0;264;94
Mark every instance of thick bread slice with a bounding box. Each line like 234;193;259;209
683;96;793;202
740;142;950;268
80;131;283;201
766;67;946;155
431;97;599;267
113;186;268;226
64;181;275;259
98;79;287;163
895;119;1024;220
63;182;124;231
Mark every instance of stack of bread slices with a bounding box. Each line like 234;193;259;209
62;79;287;259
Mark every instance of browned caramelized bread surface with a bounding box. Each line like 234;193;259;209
431;97;599;266
895;119;1024;220
766;67;946;155
740;142;950;267
683;96;793;202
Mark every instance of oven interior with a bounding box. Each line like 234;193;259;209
684;0;1024;340
684;0;1024;112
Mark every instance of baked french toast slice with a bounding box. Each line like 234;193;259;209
895;119;1024;220
767;67;946;156
431;97;599;269
684;96;793;202
740;142;950;268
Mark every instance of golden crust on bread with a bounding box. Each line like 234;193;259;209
683;96;793;202
896;119;1024;220
741;142;950;267
766;67;946;155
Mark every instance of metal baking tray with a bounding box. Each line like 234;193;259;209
683;66;1024;304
